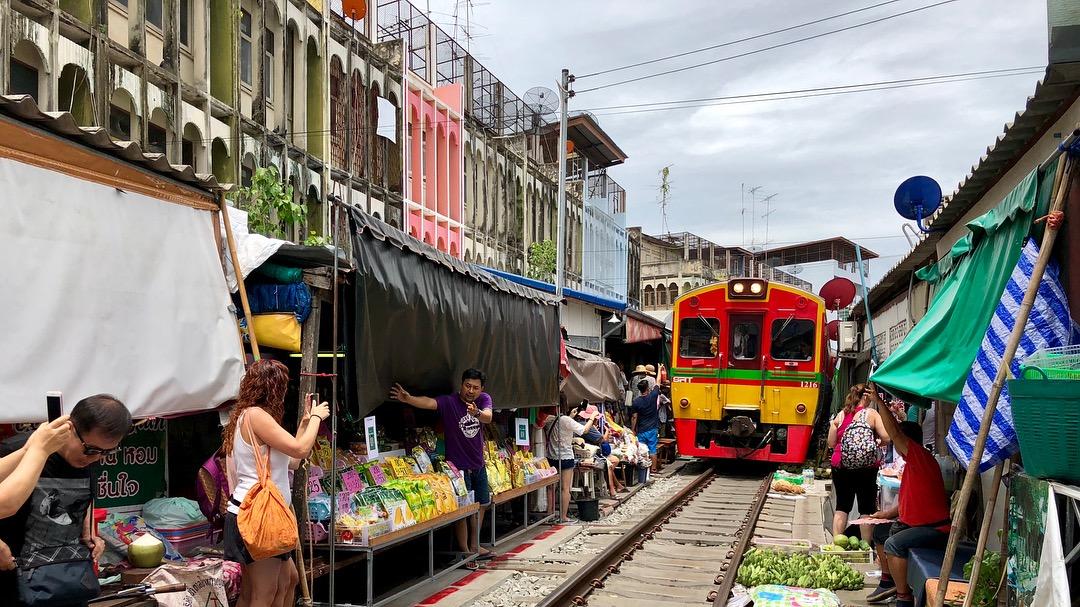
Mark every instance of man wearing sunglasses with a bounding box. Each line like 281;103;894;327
0;394;131;605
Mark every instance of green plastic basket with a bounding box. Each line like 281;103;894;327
1020;345;1080;380
1008;376;1080;484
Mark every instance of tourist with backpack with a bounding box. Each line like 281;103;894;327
222;359;329;607
827;383;890;542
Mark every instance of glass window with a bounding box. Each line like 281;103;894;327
109;105;131;140
146;0;163;29
179;0;190;46
240;9;252;85
148;123;167;154
10;59;38;100
771;319;816;361
679;318;719;359
731;321;761;361
262;28;274;101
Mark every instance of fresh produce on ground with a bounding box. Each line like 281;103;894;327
736;547;864;591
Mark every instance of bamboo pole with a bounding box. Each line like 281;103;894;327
218;190;261;360
962;460;1007;607
933;155;1074;606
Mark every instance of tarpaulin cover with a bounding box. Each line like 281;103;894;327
560;346;627;404
0;156;243;422
625;315;663;344
349;211;560;417
871;166;1053;404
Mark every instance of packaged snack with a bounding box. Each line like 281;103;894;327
412;447;434;474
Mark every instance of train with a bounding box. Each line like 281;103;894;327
669;277;832;463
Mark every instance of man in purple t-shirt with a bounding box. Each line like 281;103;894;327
390;369;493;560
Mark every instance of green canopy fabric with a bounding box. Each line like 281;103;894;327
870;164;1056;405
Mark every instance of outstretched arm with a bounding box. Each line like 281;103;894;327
389;384;438;410
871;385;908;455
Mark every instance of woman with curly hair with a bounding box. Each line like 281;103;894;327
827;383;890;542
223;359;329;607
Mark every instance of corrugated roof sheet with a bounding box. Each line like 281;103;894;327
350;209;560;306
0;94;223;191
856;63;1080;317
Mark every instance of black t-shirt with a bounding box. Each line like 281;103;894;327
0;435;93;599
632;387;661;433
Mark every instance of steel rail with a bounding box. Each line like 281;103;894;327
708;474;773;603
535;467;717;607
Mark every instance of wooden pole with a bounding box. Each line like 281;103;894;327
961;460;1007;607
218;190;261;360
934;155;1073;606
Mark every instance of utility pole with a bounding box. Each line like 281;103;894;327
555;68;573;299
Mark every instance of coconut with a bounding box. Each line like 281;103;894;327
128;533;165;568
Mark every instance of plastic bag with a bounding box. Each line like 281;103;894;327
143;497;208;529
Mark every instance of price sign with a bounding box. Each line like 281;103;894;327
515;418;530;446
368;464;387;486
307;477;324;497
337;491;353;514
341;469;365;493
309;465;324;480
364;416;379;458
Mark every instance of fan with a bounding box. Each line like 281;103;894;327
523;86;558;134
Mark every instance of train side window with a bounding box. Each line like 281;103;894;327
679;318;720;358
731;321;761;361
771;318;815;361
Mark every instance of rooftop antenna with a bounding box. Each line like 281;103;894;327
761;192;778;249
659;165;673;235
740;183;746;246
747;185;763;247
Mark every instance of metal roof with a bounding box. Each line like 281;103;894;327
351;210;560;306
0;94;223;191
479;266;628;311
856;63;1080;317
762;237;879;266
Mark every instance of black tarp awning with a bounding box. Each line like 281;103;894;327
349;211;560;416
560;346;627;404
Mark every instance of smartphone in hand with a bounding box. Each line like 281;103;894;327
46;392;63;422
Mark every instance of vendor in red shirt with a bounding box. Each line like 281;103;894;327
862;384;951;607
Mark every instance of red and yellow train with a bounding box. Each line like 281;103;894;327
670;278;831;463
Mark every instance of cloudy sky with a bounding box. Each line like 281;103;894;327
424;0;1048;289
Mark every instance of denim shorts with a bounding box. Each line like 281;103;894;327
637;428;659;454
462;467;491;506
876;521;949;558
547;457;576;470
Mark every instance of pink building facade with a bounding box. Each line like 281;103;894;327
405;80;463;257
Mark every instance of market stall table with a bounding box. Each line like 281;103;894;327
485;474;559;546
314;503;480;607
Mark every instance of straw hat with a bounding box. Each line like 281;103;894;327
645;364;657;377
633;364;648;375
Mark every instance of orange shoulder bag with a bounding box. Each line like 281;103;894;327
237;415;299;561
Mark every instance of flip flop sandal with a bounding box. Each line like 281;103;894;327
461;560;480;571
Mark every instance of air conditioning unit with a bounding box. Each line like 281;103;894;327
1049;0;1080;64
838;321;859;354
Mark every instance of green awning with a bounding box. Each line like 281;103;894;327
870;163;1056;405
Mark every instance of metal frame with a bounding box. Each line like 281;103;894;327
313;505;481;607
484;475;559;547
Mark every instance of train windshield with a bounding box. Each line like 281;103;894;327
729;315;762;365
679;317;720;358
771;318;815;361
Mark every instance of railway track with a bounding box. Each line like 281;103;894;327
535;467;772;607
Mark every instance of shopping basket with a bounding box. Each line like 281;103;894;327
1009;349;1080;483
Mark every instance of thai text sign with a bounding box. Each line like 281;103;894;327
96;419;167;508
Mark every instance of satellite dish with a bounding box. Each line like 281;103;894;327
826;320;840;342
789;264;804;275
894;176;942;233
819;277;856;311
340;0;365;19
523;87;558;134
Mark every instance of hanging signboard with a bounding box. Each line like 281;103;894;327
96;419;168;508
515;418;530;447
364;415;379;458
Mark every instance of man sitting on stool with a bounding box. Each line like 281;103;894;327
864;384;952;607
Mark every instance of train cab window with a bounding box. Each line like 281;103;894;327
771;318;815;361
731;320;761;361
679;318;719;358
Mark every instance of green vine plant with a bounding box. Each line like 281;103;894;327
527;240;557;282
305;233;330;247
962;534;1004;607
235;166;303;240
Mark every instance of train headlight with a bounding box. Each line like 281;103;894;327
796;403;807;414
728;278;767;299
679;398;690;409
750;282;763;294
732;282;746;294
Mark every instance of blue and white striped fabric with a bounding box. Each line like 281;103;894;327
947;238;1072;472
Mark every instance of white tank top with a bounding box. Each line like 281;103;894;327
228;410;292;515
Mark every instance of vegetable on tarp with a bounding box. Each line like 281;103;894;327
736;547;864;591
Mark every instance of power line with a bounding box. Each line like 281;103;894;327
589;69;1046;117
577;0;910;80
575;0;961;94
579;66;1042;112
